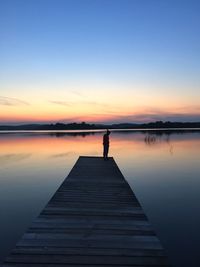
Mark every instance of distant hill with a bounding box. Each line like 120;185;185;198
0;121;200;131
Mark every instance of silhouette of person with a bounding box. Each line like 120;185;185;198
103;129;111;160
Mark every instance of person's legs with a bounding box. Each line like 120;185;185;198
105;145;109;159
103;145;106;159
103;145;109;159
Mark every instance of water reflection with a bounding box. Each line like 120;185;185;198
144;134;157;145
48;131;98;137
50;152;74;158
0;153;32;165
1;128;200;137
144;133;174;155
0;130;200;267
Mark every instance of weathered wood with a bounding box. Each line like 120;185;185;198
2;156;169;266
2;264;168;267
5;254;168;265
12;247;166;257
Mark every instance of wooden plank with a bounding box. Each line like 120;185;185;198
34;217;150;225
30;222;153;231
26;229;155;236
36;214;147;221
5;255;168;265
20;233;159;241
3;156;169;266
3;264;168;267
46;203;140;209
41;207;145;216
12;247;166;257
16;237;163;251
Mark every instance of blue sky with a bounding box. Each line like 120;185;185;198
0;0;200;124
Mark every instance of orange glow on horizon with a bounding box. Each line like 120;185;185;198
1;94;200;124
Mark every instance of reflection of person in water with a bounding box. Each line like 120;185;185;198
103;129;111;160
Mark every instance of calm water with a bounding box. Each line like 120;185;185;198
0;130;200;266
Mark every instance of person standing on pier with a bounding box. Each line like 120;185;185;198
103;129;111;160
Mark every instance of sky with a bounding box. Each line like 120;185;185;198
0;0;200;124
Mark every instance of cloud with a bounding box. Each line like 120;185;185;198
68;106;200;124
49;99;110;109
0;96;29;106
70;90;85;98
50;152;73;158
49;100;72;106
0;153;32;165
83;101;110;108
102;108;200;124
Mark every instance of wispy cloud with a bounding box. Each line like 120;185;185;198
0;153;32;165
50;99;110;109
82;101;110;108
70;90;85;98
101;107;200;124
0;96;29;106
50;152;73;158
49;100;72;106
61;106;200;124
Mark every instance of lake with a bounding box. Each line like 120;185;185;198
0;129;200;266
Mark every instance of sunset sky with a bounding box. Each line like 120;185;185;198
0;0;200;124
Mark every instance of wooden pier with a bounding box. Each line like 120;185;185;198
3;156;169;266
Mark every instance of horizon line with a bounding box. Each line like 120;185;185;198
1;120;200;127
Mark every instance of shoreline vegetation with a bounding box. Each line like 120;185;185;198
0;121;200;131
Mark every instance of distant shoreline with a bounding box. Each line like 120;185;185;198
0;121;200;131
1;128;200;132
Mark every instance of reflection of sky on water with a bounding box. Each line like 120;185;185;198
0;153;32;166
49;152;74;158
0;130;200;266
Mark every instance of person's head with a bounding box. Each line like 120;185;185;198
106;129;110;135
